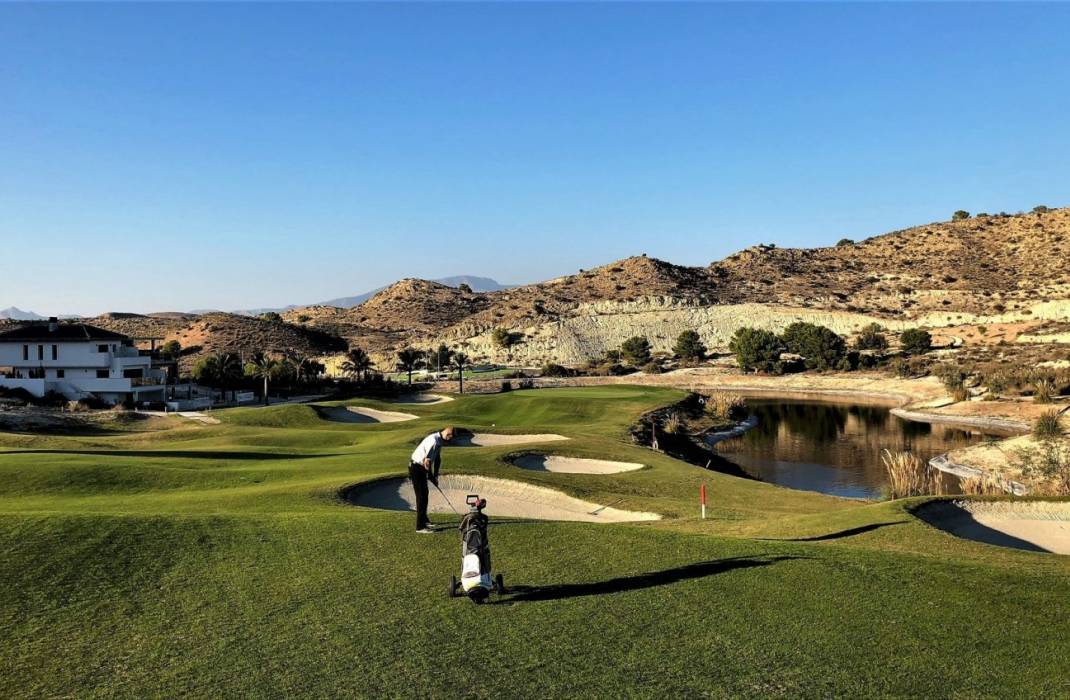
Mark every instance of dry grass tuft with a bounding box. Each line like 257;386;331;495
882;449;944;499
662;412;684;435
1034;409;1064;439
958;473;1011;495
704;391;746;421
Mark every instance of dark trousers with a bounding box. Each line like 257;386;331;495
408;462;429;530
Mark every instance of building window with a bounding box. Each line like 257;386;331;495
96;369;109;379
123;368;144;379
56;369;65;379
97;344;108;353
51;345;58;361
22;345;28;361
29;367;45;379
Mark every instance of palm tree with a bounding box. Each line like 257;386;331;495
341;347;373;382
246;352;279;406
212;352;242;403
452;352;470;394
396;347;424;386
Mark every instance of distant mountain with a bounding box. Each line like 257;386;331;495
0;307;44;321
314;276;508;310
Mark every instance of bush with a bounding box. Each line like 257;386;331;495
729;328;784;374
1034;409;1063;439
641;361;664;375
836;238;854;247
780;322;846;371
952;210;970;221
540;363;575;378
491;327;521;349
934;364;965;391
1015;440;1070;495
853;323;888;351
899;328;932;355
673;330;706;362
620;336;652;366
259;312;283;323
1032;205;1051;214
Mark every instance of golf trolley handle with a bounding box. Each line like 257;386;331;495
465;494;480;506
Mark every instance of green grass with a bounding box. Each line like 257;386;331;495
1;386;1068;698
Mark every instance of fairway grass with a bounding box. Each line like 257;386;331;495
2;386;1069;697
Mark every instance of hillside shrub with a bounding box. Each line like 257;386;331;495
780;322;846;371
853;323;888;351
952;210;970;221
673;330;706;362
899;328;932;355
540;363;575;378
729;328;784;374
836;238;854;247
1032;205;1051;214
620;336;652;366
491;327;521;349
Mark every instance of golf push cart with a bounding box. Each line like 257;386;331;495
448;494;506;603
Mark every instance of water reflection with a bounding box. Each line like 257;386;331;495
713;399;999;499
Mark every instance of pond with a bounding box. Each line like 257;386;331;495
710;399;1004;499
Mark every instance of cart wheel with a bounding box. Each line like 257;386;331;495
495;573;506;594
448;575;458;598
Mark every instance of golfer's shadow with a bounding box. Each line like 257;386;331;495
498;555;806;603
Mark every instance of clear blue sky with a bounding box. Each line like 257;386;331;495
1;3;1068;315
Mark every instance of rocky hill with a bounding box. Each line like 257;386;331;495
89;312;347;371
14;207;1066;371
282;208;1069;366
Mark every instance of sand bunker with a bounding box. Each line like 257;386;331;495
511;454;644;475
346;474;659;523
450;433;569;447
916;500;1070;554
318;406;418;424
393;394;453;404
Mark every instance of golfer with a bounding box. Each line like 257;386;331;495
409;426;456;533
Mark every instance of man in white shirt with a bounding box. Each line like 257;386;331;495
409;426;456;533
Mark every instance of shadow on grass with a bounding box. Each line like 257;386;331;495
757;521;907;542
0;450;340;461
499;555;807;603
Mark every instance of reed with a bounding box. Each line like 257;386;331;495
704;391;746;421
958;474;1009;495
882;449;944;499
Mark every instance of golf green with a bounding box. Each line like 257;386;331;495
1;386;1068;698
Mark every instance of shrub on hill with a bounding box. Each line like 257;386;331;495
952;210;970;221
540;363;575;378
729;327;784;374
899;328;933;355
673;330;706;362
491;327;521;349
620;336;652;366
853;323;888;351
780;322;847;371
836;238;854;247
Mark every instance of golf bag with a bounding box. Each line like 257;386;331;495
449;494;505;603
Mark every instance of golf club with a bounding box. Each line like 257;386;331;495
433;481;461;516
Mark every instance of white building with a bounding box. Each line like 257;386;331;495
0;318;168;405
